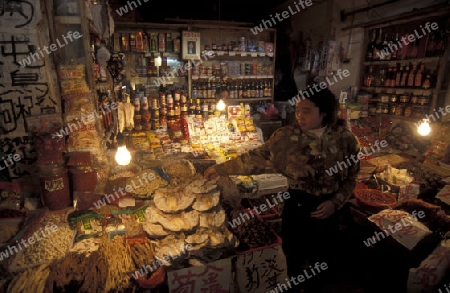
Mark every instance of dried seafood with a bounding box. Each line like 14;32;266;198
143;222;169;238
192;191;220;211
162;159;196;184
199;209;226;228
126;169;168;198
153;187;195;213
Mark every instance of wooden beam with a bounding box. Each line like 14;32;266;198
341;3;450;31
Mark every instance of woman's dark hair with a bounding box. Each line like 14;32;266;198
301;85;345;127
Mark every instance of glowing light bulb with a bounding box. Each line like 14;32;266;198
154;56;162;67
417;119;431;136
115;145;131;165
217;99;226;111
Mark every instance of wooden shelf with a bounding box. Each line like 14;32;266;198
360;86;435;93
228;97;273;102
363;56;441;66
369;113;420;122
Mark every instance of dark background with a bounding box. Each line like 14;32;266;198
112;0;288;24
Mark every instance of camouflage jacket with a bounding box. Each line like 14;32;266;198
215;123;360;209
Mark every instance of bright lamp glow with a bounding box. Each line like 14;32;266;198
154;56;162;67
115;145;131;165
417;119;431;136
217;99;226;111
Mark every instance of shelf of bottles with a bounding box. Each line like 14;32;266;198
362;18;448;120
192;79;273;101
113;30;187;80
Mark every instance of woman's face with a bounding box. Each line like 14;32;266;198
295;99;326;131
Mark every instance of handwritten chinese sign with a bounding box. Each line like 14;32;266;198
236;245;288;293
167;258;231;293
368;209;431;250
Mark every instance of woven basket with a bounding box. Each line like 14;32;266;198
354;188;396;213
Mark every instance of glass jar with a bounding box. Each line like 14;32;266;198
389;103;397;115
395;103;404;116
404;105;412;117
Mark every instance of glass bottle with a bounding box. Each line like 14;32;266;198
202;100;209;120
364;66;374;87
422;74;431;89
195;99;202;119
188;98;195;118
366;29;376;61
391;33;399;60
395;66;402;87
407;65;416;87
414;64;424;87
400;65;409;87
372;28;382;61
382;32;391;60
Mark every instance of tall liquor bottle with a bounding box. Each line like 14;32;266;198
366;29;376;61
372;28;383;61
381;32;391;60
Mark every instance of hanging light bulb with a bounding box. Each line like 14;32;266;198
417;118;431;136
154;55;162;67
217;99;226;111
115;132;131;165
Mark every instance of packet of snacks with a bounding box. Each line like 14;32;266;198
60;79;90;94
58;64;85;79
407;238;450;292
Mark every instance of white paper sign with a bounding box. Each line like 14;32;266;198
167;258;231;293
368;209;432;250
236;245;288;293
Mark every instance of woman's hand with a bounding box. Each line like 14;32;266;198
204;166;219;181
310;200;336;219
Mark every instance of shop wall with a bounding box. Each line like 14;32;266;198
333;0;450;143
271;0;449;98
331;0;449;95
0;0;61;184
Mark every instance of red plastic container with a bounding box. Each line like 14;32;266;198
40;169;72;210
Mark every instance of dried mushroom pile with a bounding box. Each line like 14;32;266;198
142;160;237;264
